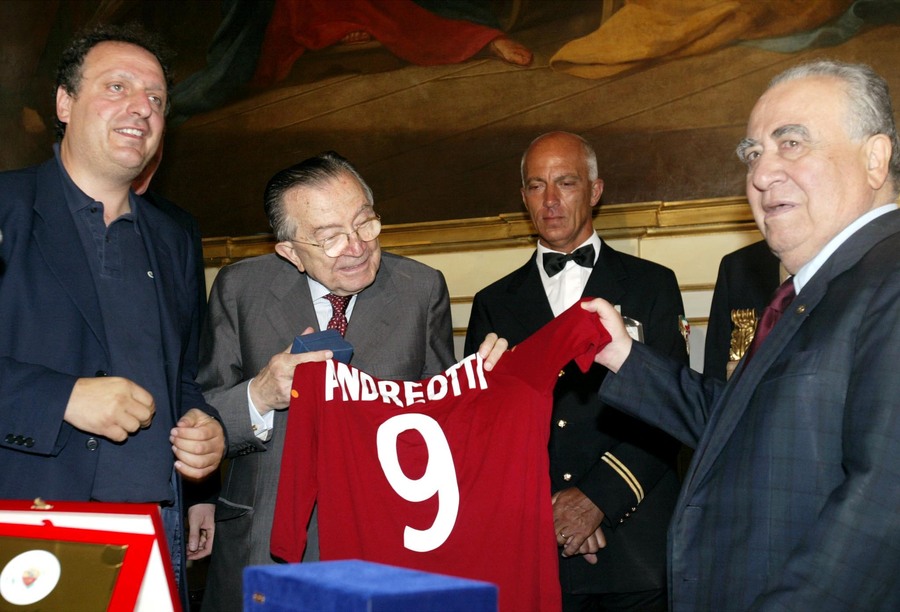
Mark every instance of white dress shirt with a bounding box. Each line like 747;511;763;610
536;232;602;317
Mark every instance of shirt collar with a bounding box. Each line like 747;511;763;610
794;203;898;293
54;143;95;214
307;275;332;301
306;275;358;303
53;142;141;227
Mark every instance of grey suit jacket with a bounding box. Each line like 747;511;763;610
601;209;900;611
198;251;454;612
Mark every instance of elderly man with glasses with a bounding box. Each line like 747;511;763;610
193;151;506;612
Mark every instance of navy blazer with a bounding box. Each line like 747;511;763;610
601;209;900;611
0;158;214;501
465;240;688;594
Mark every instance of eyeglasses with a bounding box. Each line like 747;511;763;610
290;215;382;258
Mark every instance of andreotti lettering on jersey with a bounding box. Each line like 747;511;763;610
324;353;488;407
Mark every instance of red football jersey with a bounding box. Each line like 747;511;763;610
271;300;611;612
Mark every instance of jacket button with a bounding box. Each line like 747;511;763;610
24;437;35;448
4;434;14;444
562;472;572;481
95;370;108;377
86;437;99;451
557;419;567;428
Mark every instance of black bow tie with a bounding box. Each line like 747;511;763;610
542;244;595;277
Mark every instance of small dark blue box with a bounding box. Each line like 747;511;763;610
243;560;498;611
291;329;353;364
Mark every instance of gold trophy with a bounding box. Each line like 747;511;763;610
726;308;758;379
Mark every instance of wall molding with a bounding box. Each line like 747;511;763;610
202;195;755;267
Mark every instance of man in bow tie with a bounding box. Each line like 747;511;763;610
465;131;688;611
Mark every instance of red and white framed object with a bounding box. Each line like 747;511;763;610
0;499;180;611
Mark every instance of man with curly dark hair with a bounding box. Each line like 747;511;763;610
0;23;224;606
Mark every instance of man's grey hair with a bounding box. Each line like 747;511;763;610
769;59;900;195
520;132;599;185
263;151;375;242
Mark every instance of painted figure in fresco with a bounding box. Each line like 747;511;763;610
172;0;532;121
551;0;895;78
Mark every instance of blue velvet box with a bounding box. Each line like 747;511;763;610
243;560;498;611
291;329;353;364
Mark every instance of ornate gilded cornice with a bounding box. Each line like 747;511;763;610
201;196;755;266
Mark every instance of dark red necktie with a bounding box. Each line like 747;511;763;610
745;278;796;363
324;293;351;336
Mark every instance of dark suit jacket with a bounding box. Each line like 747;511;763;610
703;240;780;381
0;158;213;500
197;251;455;612
142;190;219;510
601;209;900;611
465;240;688;594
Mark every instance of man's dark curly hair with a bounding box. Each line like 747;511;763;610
54;23;174;140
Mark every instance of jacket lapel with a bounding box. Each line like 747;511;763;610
499;253;557;339
583;240;626;306
32;160;109;360
686;209;900;491
267;258;318;338
139;202;184;416
345;255;399;353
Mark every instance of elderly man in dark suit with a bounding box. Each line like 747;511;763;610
195;151;506;611
466;131;688;612
587;59;900;610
